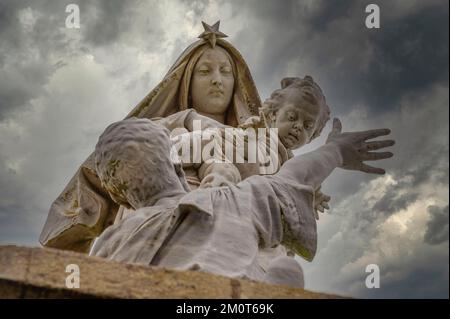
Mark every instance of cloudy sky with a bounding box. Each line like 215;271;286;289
0;0;448;298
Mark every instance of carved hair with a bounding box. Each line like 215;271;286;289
94;118;180;209
261;75;331;142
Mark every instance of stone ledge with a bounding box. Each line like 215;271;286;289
0;245;342;299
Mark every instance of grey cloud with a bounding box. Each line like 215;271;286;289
373;189;419;215
306;0;355;31
0;1;78;119
230;0;449;116
0;1;41;118
0;152;47;245
0;61;53;120
0;1;28;56
364;4;449;111
354;251;449;298
302;83;448;297
424;205;449;245
341;85;447;233
80;0;130;46
76;0;170;56
378;267;449;298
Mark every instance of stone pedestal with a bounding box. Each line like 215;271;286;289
0;245;341;298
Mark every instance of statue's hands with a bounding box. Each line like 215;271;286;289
314;186;331;220
186;111;227;131
199;162;241;189
199;172;233;188
326;118;394;174
239;116;261;129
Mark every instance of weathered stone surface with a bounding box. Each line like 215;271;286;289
0;245;342;299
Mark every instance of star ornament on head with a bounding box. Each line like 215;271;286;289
198;21;228;48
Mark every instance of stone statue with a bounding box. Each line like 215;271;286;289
39;21;261;253
39;21;394;288
89;116;393;284
160;74;333;287
207;76;332;204
182;75;332;286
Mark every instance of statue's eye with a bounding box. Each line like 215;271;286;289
287;112;296;121
221;66;231;74
198;67;209;74
304;121;314;130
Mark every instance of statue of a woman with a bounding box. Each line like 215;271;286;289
39;21;262;253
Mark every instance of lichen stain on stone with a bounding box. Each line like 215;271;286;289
108;159;120;177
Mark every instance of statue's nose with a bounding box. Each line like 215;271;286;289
211;70;223;86
293;122;303;132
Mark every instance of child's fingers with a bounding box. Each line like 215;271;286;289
332;118;342;134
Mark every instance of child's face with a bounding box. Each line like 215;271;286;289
271;87;322;150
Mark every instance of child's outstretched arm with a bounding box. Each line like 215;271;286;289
277;118;394;189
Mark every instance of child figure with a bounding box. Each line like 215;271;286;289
245;75;330;153
190;75;332;288
195;75;332;217
242;75;331;215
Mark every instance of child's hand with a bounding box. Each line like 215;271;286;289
326;118;394;174
186;111;228;131
314;187;331;220
199;163;242;189
199;173;233;188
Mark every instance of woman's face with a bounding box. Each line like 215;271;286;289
191;46;235;116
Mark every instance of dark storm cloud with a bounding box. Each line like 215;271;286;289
0;1;32;55
302;82;448;297
232;0;449;115
373;191;419;216
0;0;147;120
0;1;76;119
364;4;449;111
0;151;44;245
360;254;449;298
306;0;355;31
424;205;449;245
371;146;448;215
338;85;448;234
0;61;55;120
0;0;134;246
80;0;130;46
0;1;42;119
